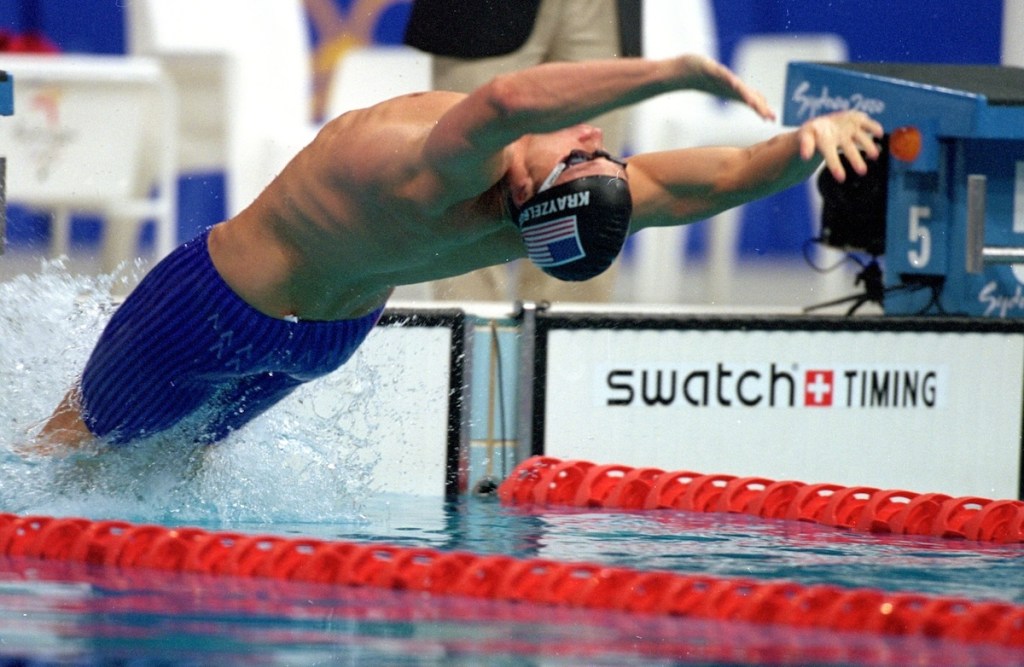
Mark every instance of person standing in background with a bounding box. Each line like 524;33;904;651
404;0;641;303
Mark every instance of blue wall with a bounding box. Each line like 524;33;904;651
1;0;1000;63
0;0;1006;256
714;0;1001;67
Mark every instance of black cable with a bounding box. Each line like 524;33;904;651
801;237;866;275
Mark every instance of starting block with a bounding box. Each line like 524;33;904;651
783;63;1024;318
0;70;11;116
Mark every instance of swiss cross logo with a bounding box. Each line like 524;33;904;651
804;370;834;407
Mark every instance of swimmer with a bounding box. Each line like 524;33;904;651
36;54;882;450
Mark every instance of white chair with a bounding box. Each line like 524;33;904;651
126;0;317;217
325;45;432;117
0;54;177;272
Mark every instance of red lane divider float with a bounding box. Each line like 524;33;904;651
498;456;1024;544
1;510;1024;648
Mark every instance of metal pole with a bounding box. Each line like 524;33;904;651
963;173;1024;270
515;301;537;463
965;174;987;274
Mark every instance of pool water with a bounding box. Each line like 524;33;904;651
2;493;1024;665
321;494;1024;605
3;264;1024;664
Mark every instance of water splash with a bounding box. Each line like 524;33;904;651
0;259;381;524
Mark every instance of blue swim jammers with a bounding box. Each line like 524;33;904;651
79;228;383;445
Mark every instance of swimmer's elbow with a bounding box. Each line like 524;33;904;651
432;73;543;160
457;75;539;150
482;73;553;132
484;74;525;120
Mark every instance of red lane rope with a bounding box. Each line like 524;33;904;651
1;509;1023;648
498;456;1024;543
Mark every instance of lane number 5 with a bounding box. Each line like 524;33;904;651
908;205;932;268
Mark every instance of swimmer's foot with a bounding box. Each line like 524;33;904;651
15;431;95;458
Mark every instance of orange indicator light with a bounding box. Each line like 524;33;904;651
890;126;923;162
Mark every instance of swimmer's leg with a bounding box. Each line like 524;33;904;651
36;229;228;450
30;387;95;455
200;372;303;443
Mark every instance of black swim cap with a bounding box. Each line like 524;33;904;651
511;174;632;282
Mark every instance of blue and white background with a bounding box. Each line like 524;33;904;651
0;0;1005;264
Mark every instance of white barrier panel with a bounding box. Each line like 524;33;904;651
298;309;467;498
0;55;169;206
0;54;178;267
535;315;1024;499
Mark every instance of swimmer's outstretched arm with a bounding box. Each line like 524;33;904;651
423;55;773;195
626;110;885;231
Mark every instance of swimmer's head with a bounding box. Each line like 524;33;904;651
509;149;632;282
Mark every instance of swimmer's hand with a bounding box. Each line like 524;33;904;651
672;54;776;122
797;110;884;182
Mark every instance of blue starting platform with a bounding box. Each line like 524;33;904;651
783;63;1024;318
0;70;11;116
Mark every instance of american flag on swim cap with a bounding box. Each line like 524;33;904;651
522;215;586;267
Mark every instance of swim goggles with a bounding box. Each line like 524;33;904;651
537;149;628;193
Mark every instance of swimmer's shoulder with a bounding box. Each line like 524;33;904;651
322;90;466;129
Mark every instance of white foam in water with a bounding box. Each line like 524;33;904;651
0;260;381;524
